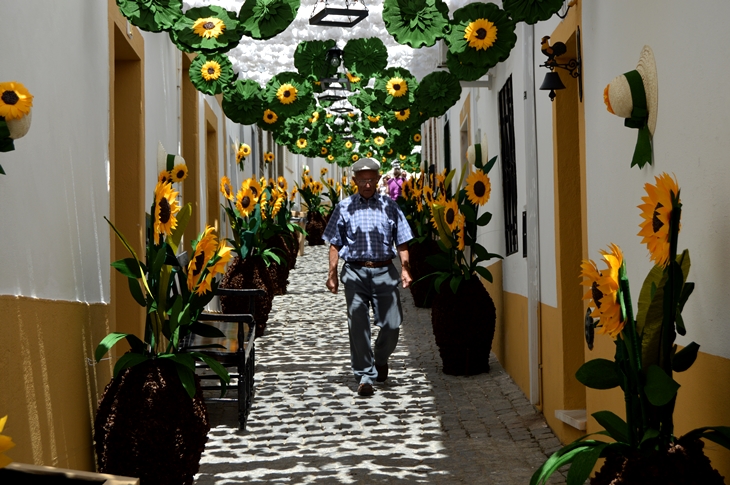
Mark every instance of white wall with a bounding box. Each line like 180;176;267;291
0;1;110;303
583;0;730;359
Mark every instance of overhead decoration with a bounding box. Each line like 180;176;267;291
223;79;264;126
294;39;338;81
382;0;450;48
445;2;517;80
342;38;389;79
263;72;313;119
115;0;182;33
238;0;301;41
502;0;566;25
604;45;658;169
375;67;418;110
414;71;462;119
0;81;34;166
189;53;234;96
170;5;241;54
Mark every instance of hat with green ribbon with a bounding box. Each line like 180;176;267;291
604;45;658;169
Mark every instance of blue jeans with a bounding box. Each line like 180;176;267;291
341;262;402;385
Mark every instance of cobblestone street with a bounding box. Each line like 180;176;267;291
196;245;567;485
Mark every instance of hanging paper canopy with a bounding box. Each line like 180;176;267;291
343;38;389;79
414;70;462;118
170;5;241;54
263;72;313;118
502;0;566;25
116;0;182;33
223;79;264;126
348;88;385;117
294;39;338;81
445;2;517;79
238;0;301;41
382;0;450;49
257;106;284;131
189;53;235;96
374;67;418;111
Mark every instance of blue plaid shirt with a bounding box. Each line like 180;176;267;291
322;193;413;262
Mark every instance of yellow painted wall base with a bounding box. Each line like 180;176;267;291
0;296;111;471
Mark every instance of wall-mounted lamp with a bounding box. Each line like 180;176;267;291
539;26;582;102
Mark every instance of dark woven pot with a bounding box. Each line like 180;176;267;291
407;238;439;308
431;276;496;376
305;211;326;246
94;358;209;485
266;234;293;295
220;256;274;337
591;437;725;485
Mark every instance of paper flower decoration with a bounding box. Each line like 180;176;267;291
116;0;182;33
502;0;565;25
445;49;490;82
382;0;450;48
264;151;275;163
445;2;517;74
189;54;234;96
238;0;300;41
0;82;33;161
264;72;312;117
170;6;241;54
414;70;462;118
375;67;418;110
294;39;338;81
257;107;283;131
348;88;385;117
343;37;388;79
223;79;263;126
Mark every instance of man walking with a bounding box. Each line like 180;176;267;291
323;158;414;396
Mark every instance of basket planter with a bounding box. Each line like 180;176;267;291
94;359;209;485
305;211;326;246
220;256;274;337
431;276;496;376
407;238;439;308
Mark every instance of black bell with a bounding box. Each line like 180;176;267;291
540;71;566;102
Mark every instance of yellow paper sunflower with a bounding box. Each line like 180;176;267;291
465;170;492;205
192;17;226;39
399;154;408;161
593;244;625;338
200;60;222;81
463;18;498;51
290;187;298;200
209;242;233;280
0;82;33;120
581;259;604;321
327;154;335;162
386;77;408;97
443;198;459;232
456;213;466;251
346;71;361;83
638;173;680;267
320;147;328;155
345;141;353;149
414;133;422;142
235;187;256;217
309;111;320;123
158;170;172;185
259;191;268;218
0;415;15;469
374;136;385;146
187;226;218;295
366;151;373;158
153;181;180;245
263;109;278;124
395;109;411;121
264;151;275;163
320;167;328;176
171;164;188;183
277;176;288;192
325;136;333;144
402;179;413;200
368;115;381;123
327;177;335;186
296;138;307;149
236;143;250;163
220;176;235;201
243;177;262;202
271;195;284;217
276;83;298;105
423;185;435;206
351;154;360;162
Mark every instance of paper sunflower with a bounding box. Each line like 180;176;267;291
638;173;681;267
382;0;450;48
502;0;566;25
187;226;218;294
445;3;517;73
0;82;33;121
153;181;181;245
294;39;338;80
264;72;312;117
376;67;417;110
581;244;625;338
171;164;188;182
189;54;234;96
244;177;263;201
0;415;15;468
171;6;241;54
238;0;300;41
441;198;458;231
258;108;282;131
456;213;466;251
348;88;385;117
220;176;235;201
414;70;462;118
343;37;388;79
264;151;275;163
276;175;288;193
465;170;491;205
116;0;182;33
235;187;256;218
223;79;263;126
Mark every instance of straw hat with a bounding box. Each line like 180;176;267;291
157;141;185;173
604;45;658;136
466;132;489;166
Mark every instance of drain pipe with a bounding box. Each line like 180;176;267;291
523;23;542;406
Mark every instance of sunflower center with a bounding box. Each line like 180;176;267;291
652;202;664;233
474;181;486;197
1;90;19;105
192;252;206;277
283;90;291;98
393;83;401;91
241;196;251;209
203;21;215;30
446;208;455;225
267;113;273;119
476;28;487;40
177;170;185;179
207;67;216;75
158;197;171;224
591;282;603;309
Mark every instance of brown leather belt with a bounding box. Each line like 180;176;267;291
348;259;392;268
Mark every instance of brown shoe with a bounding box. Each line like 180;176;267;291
357;383;374;396
375;363;388;382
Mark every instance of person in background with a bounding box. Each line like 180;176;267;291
387;163;404;200
322;157;414;397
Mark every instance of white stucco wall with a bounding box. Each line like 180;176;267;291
0;1;110;303
583;0;730;359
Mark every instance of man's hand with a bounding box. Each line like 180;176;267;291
326;272;339;294
327;244;341;294
401;266;413;288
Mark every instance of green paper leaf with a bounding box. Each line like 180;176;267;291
383;0;450;48
474;265;493;283
343;38;388;79
173;362;197;398
294;39;337;79
223;79;264;126
644;364;680;406
96;332;144;362
567;442;607;485
477;211;493;226
484;155;498;174
190;352;230;397
239;0;300;41
683;426;730;451
592;411;629;444
128;277;147;307
672;342;699;372
116;0;183;33
189;322;227;338
502;0;565;25
575;358;620;390
111;258;143;278
113;352;149;378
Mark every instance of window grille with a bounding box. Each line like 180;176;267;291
499;76;519;256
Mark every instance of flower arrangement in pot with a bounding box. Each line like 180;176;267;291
425;150;502;375
295;166;328;246
319;166;341;226
0;81;34;168
531;173;730;485
95;170;233;485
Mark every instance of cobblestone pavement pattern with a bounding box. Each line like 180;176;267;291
196;245;567;485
